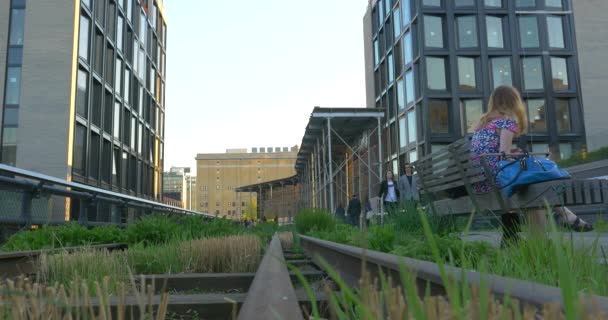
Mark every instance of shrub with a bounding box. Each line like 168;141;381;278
294;209;337;235
367;225;396;253
126;215;181;245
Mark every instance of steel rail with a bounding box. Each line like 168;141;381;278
299;235;608;314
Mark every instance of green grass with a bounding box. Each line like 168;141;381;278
557;146;608;168
292;208;608;319
295;207;608;297
2;215;278;251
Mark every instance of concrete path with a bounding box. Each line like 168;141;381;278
460;231;608;255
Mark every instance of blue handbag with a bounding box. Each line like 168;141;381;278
496;155;571;197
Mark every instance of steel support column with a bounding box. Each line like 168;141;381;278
377;117;383;222
321;128;328;210
327;118;334;214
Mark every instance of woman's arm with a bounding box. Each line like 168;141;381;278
499;129;515;154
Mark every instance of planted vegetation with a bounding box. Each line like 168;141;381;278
295;207;608;297
292;208;608;319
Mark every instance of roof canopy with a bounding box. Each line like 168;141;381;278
235;175;299;193
295;107;384;175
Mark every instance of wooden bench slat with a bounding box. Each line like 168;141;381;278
420;164;483;184
583;181;593;205
602;180;608;203
422;168;485;189
574;180;584;205
426;176;487;194
591;180;602;203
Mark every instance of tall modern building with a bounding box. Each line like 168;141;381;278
573;0;608;152
0;0;167;220
196;147;298;218
162;167;189;208
363;0;586;168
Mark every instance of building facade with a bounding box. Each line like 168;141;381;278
572;0;608;152
0;0;167;220
162;167;189;208
364;0;586;171
196;147;298;218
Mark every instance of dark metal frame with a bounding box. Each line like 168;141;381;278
370;0;586;172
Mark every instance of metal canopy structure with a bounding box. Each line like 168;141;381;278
296;107;385;213
235;175;299;219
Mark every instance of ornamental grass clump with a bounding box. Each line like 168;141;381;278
179;234;261;273
0;275;168;320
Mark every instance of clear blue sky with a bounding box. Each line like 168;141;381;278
163;0;369;172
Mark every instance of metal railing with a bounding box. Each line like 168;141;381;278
0;164;214;228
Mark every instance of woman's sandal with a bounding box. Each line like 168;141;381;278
564;217;594;232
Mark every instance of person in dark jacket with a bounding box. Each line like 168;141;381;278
378;170;400;214
335;203;346;223
347;195;361;227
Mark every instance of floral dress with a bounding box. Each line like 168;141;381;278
471;117;519;194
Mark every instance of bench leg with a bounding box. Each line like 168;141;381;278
501;212;521;247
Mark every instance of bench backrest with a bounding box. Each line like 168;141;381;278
415;138;486;196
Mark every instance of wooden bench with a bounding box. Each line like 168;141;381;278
414;138;608;217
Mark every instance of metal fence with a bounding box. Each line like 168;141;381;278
0;164;214;229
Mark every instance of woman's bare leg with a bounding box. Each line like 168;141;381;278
528;209;547;235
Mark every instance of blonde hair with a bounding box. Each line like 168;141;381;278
476;86;528;135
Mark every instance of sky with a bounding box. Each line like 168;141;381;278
162;0;369;172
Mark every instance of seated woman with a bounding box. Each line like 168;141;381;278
470;86;592;244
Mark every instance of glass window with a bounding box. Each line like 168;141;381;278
457;57;476;90
131;116;136;149
399;117;407;148
485;0;502;7
551;57;569;90
403;32;413;65
423;0;441;6
519;16;540;48
555;99;571;133
1;145;16;166
108;1;116;41
393;9;401;39
7;47;23;65
384;0;392;18
522;57;544;90
113;101;121;139
91;80;102;127
117;15;124;52
402;0;410;25
122;108;130;145
4;108;18;126
526;99;547;132
90;133;100;179
82;0;91;8
79;15;91;62
127;0;133;22
545;0;562;8
374;40;379;65
547;16;565;48
2;128;16;145
124;68;131;105
457;16;478;48
559;143;572;160
76;69;88;118
397;78;405;111
379;0;385;22
424;16;444;48
516;0;536;7
462;100;483;134
409;150;418;163
74;124;87;176
105;46;114;86
388;53;394;83
94;32;104;75
5;67;22;105
426;57;447;90
408;108;417;143
429;100;449;134
95;0;105;26
405;70;415;104
9;9;25;45
138;122;143;153
115;59;122;96
102;140;112;183
455;0;475;6
104;91;113;134
486;16;504;48
491;57;512;88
